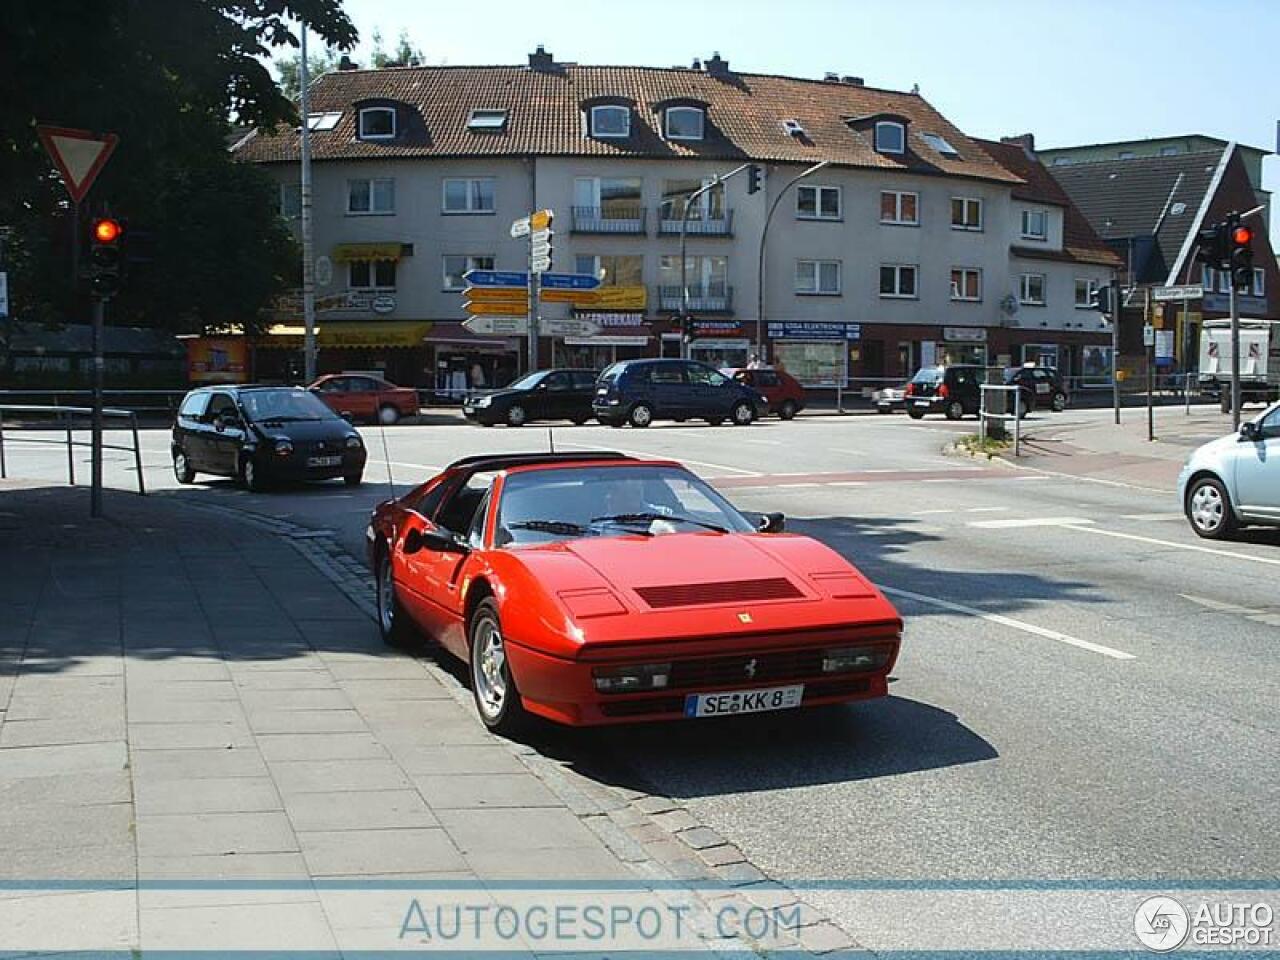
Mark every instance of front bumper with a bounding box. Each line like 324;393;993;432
259;448;366;481
505;634;900;726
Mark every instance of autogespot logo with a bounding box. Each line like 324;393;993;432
1135;896;1190;952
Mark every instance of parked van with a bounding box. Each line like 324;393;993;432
1198;320;1280;405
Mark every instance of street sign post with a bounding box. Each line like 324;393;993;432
463;287;529;302
510;216;530;239
463;300;530;317
462;316;529;336
539;272;601;290
0;271;8;318
464;269;530;287
37;124;119;520
542;318;603;338
1152;284;1204;302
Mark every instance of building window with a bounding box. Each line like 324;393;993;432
1117;151;1135;160
880;191;918;225
796;260;841;295
349;259;396;290
874;121;905;154
660;178;725;221
467;108;508;131
442;177;495;214
279;183;301;220
575;177;643;220
797;185;841;220
879;264;917;298
920;131;960;157
950;268;981;301
589;105;630;138
442;255;495;291
358;107;396;139
1019;273;1046;305
574;254;643;286
1203;266;1216;290
1159;145;1179;157
306;111;342;132
658;254;727;291
1218;270;1231;294
1052;157;1071;166
1021;209;1048;240
347;178;395;215
664;106;704;141
1253;267;1266;296
951;197;983;231
1075;278;1099;308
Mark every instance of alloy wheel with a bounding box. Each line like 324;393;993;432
472;616;507;719
1190;483;1224;534
507;405;526;427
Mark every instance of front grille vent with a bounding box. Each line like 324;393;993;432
635;577;803;609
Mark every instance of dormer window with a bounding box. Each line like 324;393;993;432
874;121;905;154
590;105;630;139
468;108;508;131
306;112;342;132
920;131;960;158
358;107;396;140
664;106;704;141
782;119;806;138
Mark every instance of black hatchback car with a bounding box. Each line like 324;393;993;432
1003;365;1069;413
592;358;768;428
904;365;986;420
462;368;598;427
171;385;367;491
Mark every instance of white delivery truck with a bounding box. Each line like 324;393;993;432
1198;319;1280;404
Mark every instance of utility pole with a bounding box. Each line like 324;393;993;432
680;164;749;361
299;22;317;384
90;296;104;517
756;160;829;360
1144;287;1154;442
1229;277;1240;431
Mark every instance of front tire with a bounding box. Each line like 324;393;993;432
629;403;654;428
469;599;527;736
506;405;527;427
945;400;965;421
378;405;401;426
241;456;267;492
344;472;363;487
779;400;798;420
173;449;196;484
1186;476;1237;540
376;549;416;647
1051;392;1067;413
907;408;925;420
731;401;754;426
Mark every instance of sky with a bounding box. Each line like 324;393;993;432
305;0;1280;241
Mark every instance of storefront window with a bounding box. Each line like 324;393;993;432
690;340;750;370
772;341;846;386
1081;346;1114;387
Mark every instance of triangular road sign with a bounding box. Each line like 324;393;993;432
36;125;119;204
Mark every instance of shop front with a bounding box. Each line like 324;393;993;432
938;327;989;366
424;321;522;398
766;321;860;386
554;312;652;371
686;319;752;368
1004;329;1116;389
252;321;433;385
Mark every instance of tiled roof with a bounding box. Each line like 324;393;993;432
235;63;1021;185
976;138;1121;268
1049;150;1224;276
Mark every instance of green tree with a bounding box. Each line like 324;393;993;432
0;0;357;343
370;28;425;68
276;46;345;103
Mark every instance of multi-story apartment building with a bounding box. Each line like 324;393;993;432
235;49;1118;393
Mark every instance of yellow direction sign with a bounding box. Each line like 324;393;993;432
591;285;647;310
531;208;553;230
464;299;530;317
539;288;599;305
463;287;528;303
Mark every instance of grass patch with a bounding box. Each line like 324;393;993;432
954;434;1011;460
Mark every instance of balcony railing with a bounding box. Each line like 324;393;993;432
657;207;734;236
571;205;647;234
656;285;734;314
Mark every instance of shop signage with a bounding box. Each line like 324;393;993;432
463;316;528;336
943;327;987;342
1152;284;1203;302
578;312;648;328
691;319;744;337
543;318;602;337
371;295;396;315
766;321;861;341
1203;292;1267;313
331;242;402;262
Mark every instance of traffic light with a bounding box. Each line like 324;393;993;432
1089;284;1113;316
680;314;696;340
1229;223;1255;291
88;217;124;298
1195;222;1228;269
746;164;762;195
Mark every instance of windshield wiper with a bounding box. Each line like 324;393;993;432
506;519;591;536
591;512;729;534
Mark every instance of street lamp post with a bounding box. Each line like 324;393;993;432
299;22;317;384
755;160;829;360
679;163;750;360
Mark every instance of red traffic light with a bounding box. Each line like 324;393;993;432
93;218;122;244
1231;226;1252;247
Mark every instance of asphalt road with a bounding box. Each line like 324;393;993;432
5;407;1279;909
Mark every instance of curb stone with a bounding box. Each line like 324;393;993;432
186;498;859;958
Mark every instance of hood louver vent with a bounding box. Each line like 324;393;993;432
636;577;802;609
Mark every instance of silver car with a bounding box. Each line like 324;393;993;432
1178;401;1280;539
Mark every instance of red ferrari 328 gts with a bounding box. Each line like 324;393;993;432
367;452;902;733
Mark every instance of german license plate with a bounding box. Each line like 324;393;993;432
913;399;930;407
684;684;804;718
308;455;342;467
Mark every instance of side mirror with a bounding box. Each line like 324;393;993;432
756;512;786;534
404;526;470;556
215;411;239;431
1239;422;1260;442
339;410;354;423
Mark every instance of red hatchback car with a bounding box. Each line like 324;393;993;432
368;452;902;733
725;368;806;419
309;373;419;424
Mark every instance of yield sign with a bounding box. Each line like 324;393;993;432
36;125;119;204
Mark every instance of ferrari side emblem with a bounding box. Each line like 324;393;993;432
737;612;753;624
744;658;759;679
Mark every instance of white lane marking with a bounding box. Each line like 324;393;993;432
777;482;822;488
827;481;866;487
967;507;1009;513
739;438;784;446
1064;524;1280;568
880;585;1136;661
558;441;760;476
832;449;866;456
969;516;1094;529
386;461;443;472
1011;475;1052;481
911;509;955;516
1120;512;1181;520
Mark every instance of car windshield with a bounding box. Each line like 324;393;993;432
911;367;943;384
496;465;756;546
239;389;338;423
505;371;548;391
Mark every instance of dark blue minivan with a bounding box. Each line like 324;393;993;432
592;359;768;428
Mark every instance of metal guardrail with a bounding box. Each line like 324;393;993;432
0;404;147;495
0;388;188;416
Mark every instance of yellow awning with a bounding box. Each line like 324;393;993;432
332;243;403;262
254;322;432;349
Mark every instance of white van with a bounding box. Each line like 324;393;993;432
1198;320;1280;404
